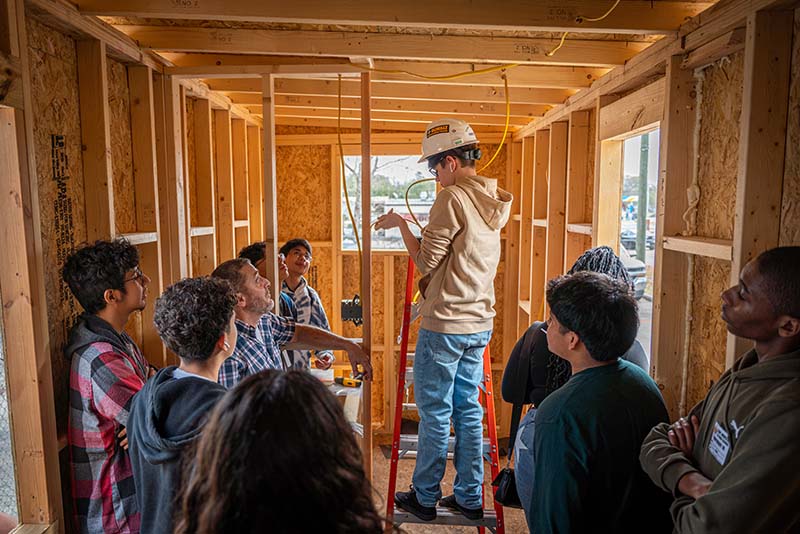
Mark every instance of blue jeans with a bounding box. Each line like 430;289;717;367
411;328;492;509
513;408;537;522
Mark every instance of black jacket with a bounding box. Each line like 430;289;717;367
502;321;649;407
128;366;226;534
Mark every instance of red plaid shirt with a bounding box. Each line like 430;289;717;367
68;331;148;534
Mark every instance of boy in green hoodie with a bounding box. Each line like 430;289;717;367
375;118;512;521
640;246;800;533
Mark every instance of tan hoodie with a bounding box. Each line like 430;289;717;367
413;174;512;334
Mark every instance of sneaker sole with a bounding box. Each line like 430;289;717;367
394;498;436;522
440;500;483;521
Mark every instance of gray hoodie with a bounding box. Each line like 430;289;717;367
414;174;512;334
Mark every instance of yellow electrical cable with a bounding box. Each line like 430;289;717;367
545;0;622;57
349;61;520;81
404;178;434;229
477;74;510;173
337;74;363;272
577;0;621;22
545;32;569;57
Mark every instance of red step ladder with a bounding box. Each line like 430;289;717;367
385;257;505;533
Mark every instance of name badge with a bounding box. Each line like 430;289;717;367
708;421;730;466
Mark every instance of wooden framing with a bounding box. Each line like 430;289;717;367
112;26;647;67
153;73;189;286
247;124;264;242
5;0;799;518
598;78;665;141
261;73;280;295
213;108;236;262
564;110;593;269
77;38;114;241
651;56;696;416
75;0;712;34
190;97;218;275
237;94;549;118
231;117;250;252
545;121;568;286
530;129;550;322
725;9;794;366
359;71;373;479
0;106;62;531
128;65;166;366
211;77;575;105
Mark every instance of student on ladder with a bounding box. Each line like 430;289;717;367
375;118;512;521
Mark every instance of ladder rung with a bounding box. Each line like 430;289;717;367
393;508;497;529
399;434;491;453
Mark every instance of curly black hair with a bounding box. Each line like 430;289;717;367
238;241;266;266
153;276;238;362
279;238;312;258
61;238;140;314
546;271;639;362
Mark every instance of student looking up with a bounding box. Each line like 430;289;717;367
640;246;800;533
280;238;334;370
211;258;371;388
62;238;152;534
128;276;237;534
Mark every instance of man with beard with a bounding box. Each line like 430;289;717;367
211;258;372;388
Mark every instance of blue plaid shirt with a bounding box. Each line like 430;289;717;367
217;313;296;388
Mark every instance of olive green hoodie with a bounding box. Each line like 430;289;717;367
413;174;512;335
640;348;800;533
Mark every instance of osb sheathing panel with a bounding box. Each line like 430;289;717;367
687;257;730;410
276;143;332;242
341;254;385;340
28;17;87;433
107;58;136;234
185;97;198;226
371;350;385;426
780;9;800;246
695;52;744;240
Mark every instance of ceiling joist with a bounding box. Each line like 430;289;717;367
207;78;575;105
78;0;713;35
164;60;606;89
271;116;523;132
116;25;649;67
228;93;549;117
266;106;532;126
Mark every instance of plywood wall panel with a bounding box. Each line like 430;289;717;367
107;58;136;234
27;18;88;434
275;143;332;242
695;52;744;240
687;257;730;410
26;19;85;435
780;9;800;246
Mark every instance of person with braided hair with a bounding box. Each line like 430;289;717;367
500;246;650;525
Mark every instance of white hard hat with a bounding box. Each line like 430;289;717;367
418;118;480;163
